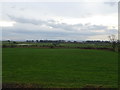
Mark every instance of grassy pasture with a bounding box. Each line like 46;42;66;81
2;41;113;49
2;48;118;88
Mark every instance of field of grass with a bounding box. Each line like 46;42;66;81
2;48;118;88
2;41;113;49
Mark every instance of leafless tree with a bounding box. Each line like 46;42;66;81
108;34;117;51
108;35;116;42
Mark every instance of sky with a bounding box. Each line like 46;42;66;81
0;0;119;41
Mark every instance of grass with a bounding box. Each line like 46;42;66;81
2;41;112;49
2;48;118;88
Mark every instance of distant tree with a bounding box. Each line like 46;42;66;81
13;41;17;44
31;40;34;43
74;41;77;43
68;41;71;43
36;40;39;43
40;40;43;42
108;34;117;51
108;35;116;42
7;40;10;44
26;40;29;42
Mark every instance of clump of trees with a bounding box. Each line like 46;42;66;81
26;40;66;43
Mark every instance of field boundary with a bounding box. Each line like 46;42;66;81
2;46;114;51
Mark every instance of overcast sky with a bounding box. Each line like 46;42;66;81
0;1;118;41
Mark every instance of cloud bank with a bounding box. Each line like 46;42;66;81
1;2;118;41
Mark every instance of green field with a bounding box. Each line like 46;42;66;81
2;41;113;49
2;48;118;88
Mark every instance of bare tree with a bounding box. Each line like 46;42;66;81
108;35;116;42
108;34;117;51
7;40;10;44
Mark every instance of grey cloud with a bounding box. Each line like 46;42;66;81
107;29;118;34
8;15;46;25
7;15;112;32
2;24;108;38
87;25;108;30
2;28;88;40
2;25;114;41
4;15;117;40
7;15;76;31
104;2;117;6
48;23;75;31
11;6;15;8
